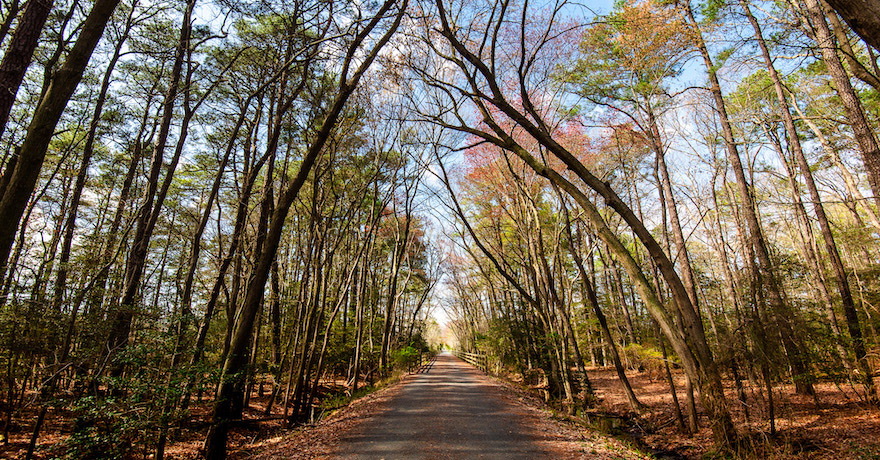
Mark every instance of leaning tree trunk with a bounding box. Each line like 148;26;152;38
648;107;700;432
0;0;52;138
570;222;642;411
203;3;406;454
105;0;196;370
437;139;736;444
433;8;735;439
50;4;134;315
822;0;880;52
379;179;413;374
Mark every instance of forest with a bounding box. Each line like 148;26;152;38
0;0;879;457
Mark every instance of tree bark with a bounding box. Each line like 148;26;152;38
0;0;52;138
0;0;122;285
823;0;880;52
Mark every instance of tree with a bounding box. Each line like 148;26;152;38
823;0;880;51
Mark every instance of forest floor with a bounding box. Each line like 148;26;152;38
580;365;880;459
1;389;292;459
4;361;878;459
1;375;366;459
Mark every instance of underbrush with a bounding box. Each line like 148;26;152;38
3;355;437;459
319;385;379;412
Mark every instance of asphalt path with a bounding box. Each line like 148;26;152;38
332;352;554;459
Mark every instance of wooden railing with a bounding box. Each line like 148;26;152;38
453;350;490;373
407;351;436;373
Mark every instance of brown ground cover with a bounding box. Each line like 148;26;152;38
582;366;880;459
0;381;337;459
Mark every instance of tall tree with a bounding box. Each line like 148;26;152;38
681;0;814;396
742;0;876;400
204;0;407;455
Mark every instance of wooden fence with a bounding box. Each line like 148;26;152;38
453;350;490;373
407;351;436;373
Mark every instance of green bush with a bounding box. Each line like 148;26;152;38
391;345;420;370
64;396;146;459
624;343;671;379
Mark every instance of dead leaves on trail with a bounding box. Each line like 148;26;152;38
239;382;404;459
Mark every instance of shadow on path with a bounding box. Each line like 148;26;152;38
331;352;553;459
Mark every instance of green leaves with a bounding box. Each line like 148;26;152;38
699;0;728;23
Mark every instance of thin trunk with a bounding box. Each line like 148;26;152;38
203;3;405;453
765;125;846;350
85;89;158;320
50;5;132;314
433;11;736;440
573;229;642;411
380;185;413;373
802;0;880;212
106;0;196;366
435;143;735;443
790;100;880;232
683;0;814;396
0;0;23;46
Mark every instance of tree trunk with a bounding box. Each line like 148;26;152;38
823;0;880;52
435;140;735;445
570;223;642;411
0;0;122;284
0;0;52;138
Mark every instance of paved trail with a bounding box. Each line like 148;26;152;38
331;352;554;459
